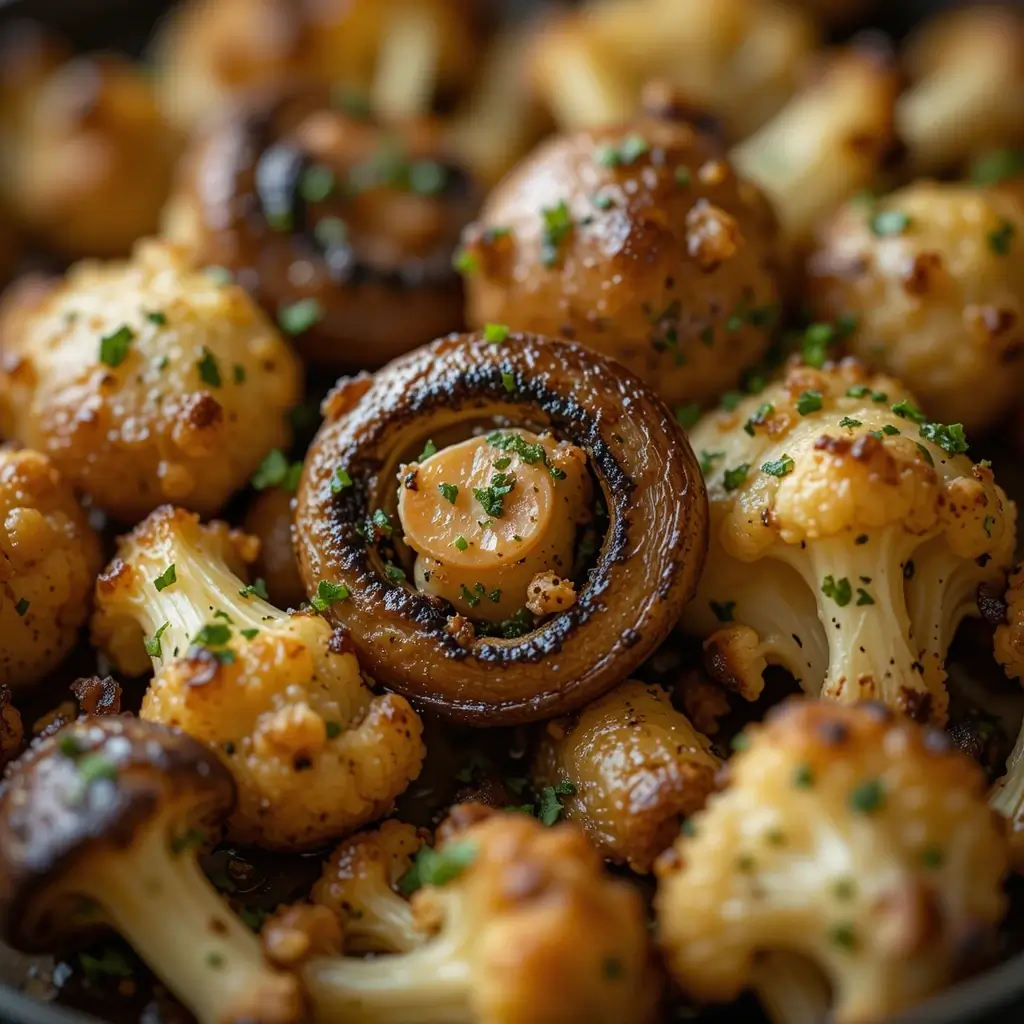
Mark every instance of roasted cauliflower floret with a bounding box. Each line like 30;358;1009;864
806;181;1024;433
532;680;719;873
90;505;425;850
0;240;302;523
302;805;658;1024
0;447;102;690
655;699;1009;1023
679;358;1015;724
311;820;427;954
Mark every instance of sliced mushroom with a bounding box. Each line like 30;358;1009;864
295;331;709;723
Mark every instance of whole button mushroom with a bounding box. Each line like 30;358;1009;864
164;83;480;369
294;330;709;724
0;716;306;1024
457;84;782;411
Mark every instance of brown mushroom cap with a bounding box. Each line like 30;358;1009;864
459;91;782;409
294;331;709;724
0;715;234;952
163;83;480;369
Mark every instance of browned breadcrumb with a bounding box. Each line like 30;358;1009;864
261;905;341;968
685;199;741;271
676;672;731;736
525;571;577;617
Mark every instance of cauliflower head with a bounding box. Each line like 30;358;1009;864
1;447;102;690
303;805;658;1024
806;181;1024;433
312;820;428;954
0;240;302;522
90;505;425;850
532;680;719;873
679;358;1015;725
655;699;1009;1023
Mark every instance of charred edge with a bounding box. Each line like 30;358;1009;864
203;86;471;293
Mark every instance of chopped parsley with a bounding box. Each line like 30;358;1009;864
761;454;794;477
438;482;459;504
984;516;995;538
821;575;852;607
14;598;29;617
278;298;324;336
196;347;222;387
921;846;944;868
398;840;478;895
829;923;857;951
674;403;702;430
919;421;968;455
891;399;926;423
538;780;577;826
144;621;171;658
720;390;744;412
239;578;269;600
483;323;509;344
970;148;1024;187
870;210;911;237
699;450;724;474
330;466;353;493
849;778;884;814
193;623;232;647
710;600;735;622
153;564;177;592
453;248;478;275
98;325;134;368
743;402;774;436
454;535;468;551
501;369;516;393
384;561;406;582
77;753;119;786
252;449;302;492
855;588;875;606
145;310;167;326
596;134;649;167
915;442;934;466
325;721;342;739
988;219;1016;256
838;417;862;428
311;579;350;611
795;390;823;415
540;199;573;267
722;463;750;492
371;509;393;537
418;439;438;461
300;164;335;203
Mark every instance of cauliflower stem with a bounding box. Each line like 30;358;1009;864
751;952;832;1024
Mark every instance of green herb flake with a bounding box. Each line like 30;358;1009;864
743;402;774;436
418;439;438;461
921;846;944;868
398;840;478;895
970;148;1024;187
710;600;735;622
855;588;875;606
145;310;167;326
153;564;177;592
300;164;335;203
722;463;750;492
538;779;577;826
761;454;794;478
438;482;459;504
674;403;702;430
829;923;857;951
891;399;927;423
384;561;406;582
331;466;353;493
881;424;900;436
849;778;885;814
483;322;509;344
915;442;935;467
196;347;222;387
501;369;516;393
838;417;861;428
821;575;852;607
144;621;171;658
278;298;324;337
239;578;270;600
988;219;1016;256
14;598;29;617
793;763;815;788
77;754;119;786
796;390;823;416
919;421;968;455
540;199;573;267
720;390;743;412
98;325;135;368
325;721;342;739
453;248;478;275
870;210;911;237
371;509;393;537
239;628;259;640
699;450;724;475
984;516;996;538
311;579;350;612
252;449;302;492
454;535;468;551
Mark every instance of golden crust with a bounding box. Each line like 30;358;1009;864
655;699;1009;1023
533;680;719;873
0;447;101;690
0;684;24;768
0;240;302;523
461;98;781;409
807;182;1024;433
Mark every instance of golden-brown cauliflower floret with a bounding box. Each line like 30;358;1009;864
302;805;659;1024
679;358;1015;724
1;54;182;258
243;480;306;612
312;820;428;954
90;505;425;850
655;699;1009;1023
806;181;1024;433
0;240;301;523
532;680;719;873
0;447;102;690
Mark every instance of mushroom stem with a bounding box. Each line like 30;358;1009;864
304;931;472;1024
76;819;300;1024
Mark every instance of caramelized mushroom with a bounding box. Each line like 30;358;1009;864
294;331;708;723
163;84;479;369
458;86;782;410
